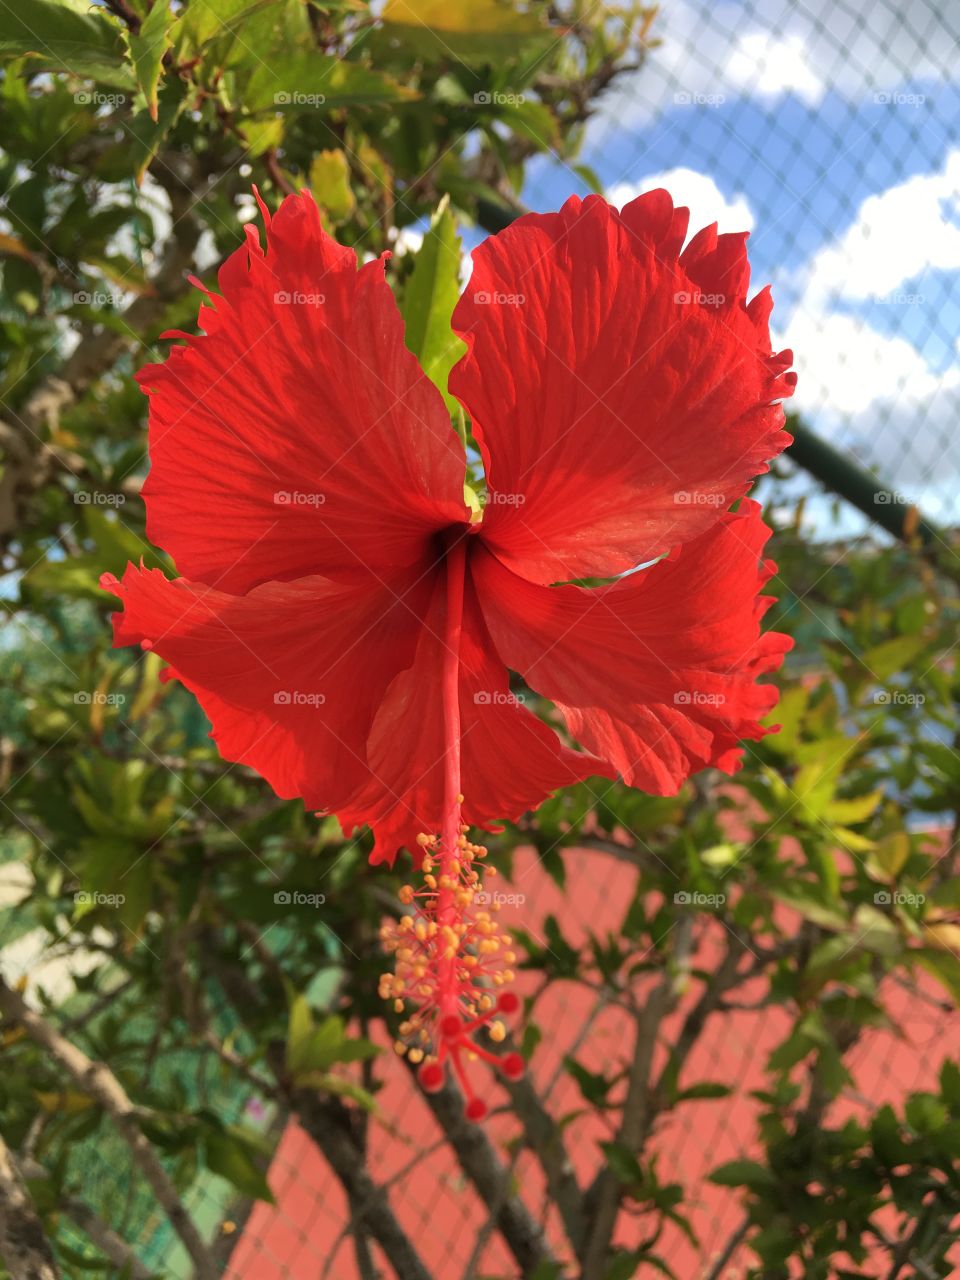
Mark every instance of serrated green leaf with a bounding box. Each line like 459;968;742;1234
126;0;175;122
399;195;466;415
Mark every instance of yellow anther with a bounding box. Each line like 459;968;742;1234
489;1020;506;1042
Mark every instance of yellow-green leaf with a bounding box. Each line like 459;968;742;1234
380;0;548;62
126;0;176;122
399;195;465;415
309;149;355;221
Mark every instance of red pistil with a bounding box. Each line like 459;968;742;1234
379;534;523;1119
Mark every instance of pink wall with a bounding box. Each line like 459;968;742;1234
227;841;958;1278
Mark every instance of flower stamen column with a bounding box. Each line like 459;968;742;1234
380;533;524;1120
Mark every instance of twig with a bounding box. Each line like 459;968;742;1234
0;1133;60;1280
0;977;218;1280
705;1213;751;1280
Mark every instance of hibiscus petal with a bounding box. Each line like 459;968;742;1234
100;562;436;810
450;191;795;583
472;500;792;795
139;189;467;593
335;567;604;864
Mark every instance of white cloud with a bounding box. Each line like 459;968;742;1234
591;0;955;128
796;149;960;304
607;167;754;236
725;32;822;103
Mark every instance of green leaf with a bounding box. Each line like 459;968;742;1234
285;993;314;1073
126;0;175;122
600;1141;643;1186
380;0;548;62
708;1158;776;1190
0;0;129;83
674;1082;733;1103
862;635;927;681
177;0;283;52
916;948;960;1006
399;195;466;415
206;1128;275;1203
309;149;355;221
245;55;416;113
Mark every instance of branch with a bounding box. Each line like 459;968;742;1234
0;978;218;1280
284;1082;434;1280
505;1071;588;1258
581;917;695;1279
405;1060;558;1276
0;1133;60;1280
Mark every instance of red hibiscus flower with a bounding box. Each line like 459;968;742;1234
102;188;795;1115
